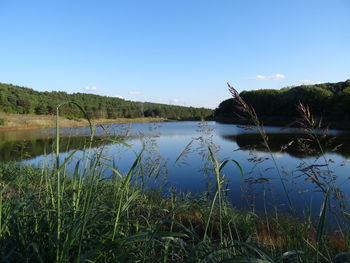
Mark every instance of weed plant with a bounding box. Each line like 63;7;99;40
0;118;7;126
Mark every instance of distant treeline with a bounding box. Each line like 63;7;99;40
215;80;350;126
0;83;213;120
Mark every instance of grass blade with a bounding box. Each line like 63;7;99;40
317;188;330;244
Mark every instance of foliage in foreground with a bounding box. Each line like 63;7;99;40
0;159;349;263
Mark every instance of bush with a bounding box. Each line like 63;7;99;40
0;117;7;126
66;115;81;121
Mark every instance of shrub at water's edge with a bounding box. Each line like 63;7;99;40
0;118;7;126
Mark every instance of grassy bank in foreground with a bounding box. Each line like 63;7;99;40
0;112;167;131
0;158;348;263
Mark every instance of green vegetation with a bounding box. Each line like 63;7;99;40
0;118;6;126
0;83;213;120
0;163;331;261
215;80;350;127
0;154;349;262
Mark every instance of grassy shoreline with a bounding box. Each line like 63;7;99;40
0;161;348;262
0;112;168;131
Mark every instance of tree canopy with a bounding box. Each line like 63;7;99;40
0;83;213;120
215;80;350;124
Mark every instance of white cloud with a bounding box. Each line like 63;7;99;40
299;80;323;85
144;97;183;105
114;95;124;99
83;86;99;91
255;74;285;80
203;104;214;109
129;91;141;95
155;98;179;104
170;98;179;104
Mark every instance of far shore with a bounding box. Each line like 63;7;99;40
215;117;350;131
0;113;170;132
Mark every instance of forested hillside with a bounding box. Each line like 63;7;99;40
0;83;213;120
215;80;350;125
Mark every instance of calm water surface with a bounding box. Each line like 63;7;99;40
1;121;350;216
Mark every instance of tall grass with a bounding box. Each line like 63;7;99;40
0;100;348;262
228;83;294;213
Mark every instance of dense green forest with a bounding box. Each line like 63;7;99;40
0;83;213;120
215;80;350;125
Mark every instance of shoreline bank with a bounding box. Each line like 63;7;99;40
0;113;170;132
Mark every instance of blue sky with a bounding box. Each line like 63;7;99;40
0;0;349;108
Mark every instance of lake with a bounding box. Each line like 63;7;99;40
1;121;350;217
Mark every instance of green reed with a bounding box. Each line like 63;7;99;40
0;160;348;262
